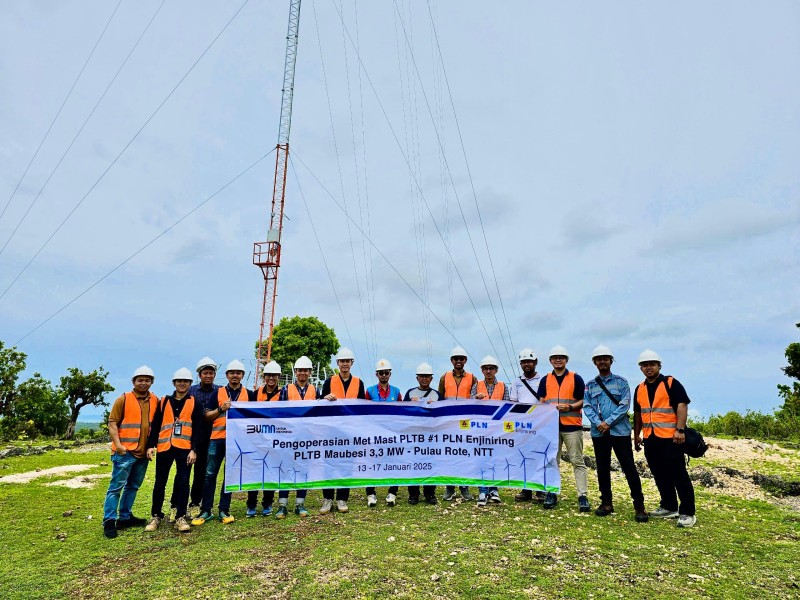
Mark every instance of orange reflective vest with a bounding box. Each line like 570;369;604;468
255;386;281;402
476;381;505;400
444;371;474;399
637;376;677;439
157;396;194;452
211;387;246;440
330;375;362;398
113;392;157;451
285;383;317;400
543;372;582;427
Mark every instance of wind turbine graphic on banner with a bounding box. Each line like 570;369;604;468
232;440;257;490
504;457;513;485
273;461;286;488
259;451;271;488
289;466;301;485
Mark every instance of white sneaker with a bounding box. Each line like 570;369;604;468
319;499;333;515
367;494;378;507
488;490;502;504
386;493;397;507
677;514;697;528
477;493;487;507
337;500;349;513
144;516;161;532
651;507;679;518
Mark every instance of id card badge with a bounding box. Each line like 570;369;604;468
173;423;182;437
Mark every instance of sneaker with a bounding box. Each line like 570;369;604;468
167;507;177;523
460;488;475;501
144;516;161;532
319;499;333;515
275;505;288;519
424;495;438;505
408;496;420;505
219;511;235;524
595;504;614;517
634;503;649;523
367;494;378;508
174;516;191;533
262;505;273;517
477;493;487;507
386;493;397;507
191;511;215;526
295;505;309;518
488;490;502;504
116;515;147;529
336;500;349;513
246;507;258;518
187;504;201;519
677;514;696;528
578;496;591;513
514;489;532;502
443;488;456;501
103;519;117;539
543;493;557;509
651;507;679;518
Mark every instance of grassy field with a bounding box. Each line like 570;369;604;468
0;441;798;599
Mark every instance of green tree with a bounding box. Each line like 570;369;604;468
778;322;800;418
255;316;339;374
59;367;115;439
13;374;69;438
0;341;27;418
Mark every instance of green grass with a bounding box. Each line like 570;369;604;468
1;447;799;599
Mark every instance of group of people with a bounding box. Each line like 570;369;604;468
102;343;698;538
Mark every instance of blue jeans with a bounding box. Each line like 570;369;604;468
201;440;231;514
103;452;149;522
479;486;499;495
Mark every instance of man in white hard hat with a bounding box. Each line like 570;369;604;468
144;368;203;533
403;362;441;505
634;350;696;528
537;346;590;512
438;346;477;501
186;356;219;519
583;346;648;523
364;359;402;507
192;360;254;526
472;356;508;506
102;366;158;539
509;348;544;502
318;348;365;514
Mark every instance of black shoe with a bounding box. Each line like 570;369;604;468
514;489;533;502
424;495;438;505
543;493;557;509
594;504;614;517
408;496;419;505
634;503;649;523
116;515;147;530
103;519;118;539
533;491;546;503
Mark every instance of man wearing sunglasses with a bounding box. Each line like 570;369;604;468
364;359;403;507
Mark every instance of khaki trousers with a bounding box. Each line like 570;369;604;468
556;429;588;496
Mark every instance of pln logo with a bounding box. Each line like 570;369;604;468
459;419;471;430
459;420;488;430
503;421;515;432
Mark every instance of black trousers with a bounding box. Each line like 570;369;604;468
365;486;398;495
188;433;210;507
322;488;350;501
247;490;275;509
151;447;191;518
591;434;644;506
644;436;695;516
407;485;437;498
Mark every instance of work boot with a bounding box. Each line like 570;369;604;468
174;516;191;533
459;487;475;501
578;496;591;513
425;495;438;505
408;495;420;505
144;516;161;532
595;503;614;517
543;493;557;509
103;519;117;539
116;515;147;530
533;491;546;503
514;489;532;502
634;503;649;523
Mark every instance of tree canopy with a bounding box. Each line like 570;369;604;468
0;341;27;418
255;316;339;374
59;367;115;440
778;322;800;418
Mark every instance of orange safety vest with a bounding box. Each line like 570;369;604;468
211;387;246;440
285;383;317;400
113;391;157;451
443;371;474;399
543;371;582;427
637;376;677;439
329;375;362;398
255;386;281;402
156;395;194;452
476;380;505;400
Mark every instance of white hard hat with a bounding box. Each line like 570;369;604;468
480;355;499;368
549;345;569;358
294;356;313;370
518;348;537;361
637;349;662;364
195;356;217;373
416;362;434;376
225;359;246;373
336;347;355;361
172;367;193;381
262;361;281;375
375;358;392;371
591;345;614;360
132;365;155;380
450;346;468;358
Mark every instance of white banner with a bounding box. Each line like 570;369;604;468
225;400;560;493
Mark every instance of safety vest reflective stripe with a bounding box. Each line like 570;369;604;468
444;372;473;399
476;381;505;399
286;384;316;400
330;376;361;398
112;392;157;451
637;376;677;439
211;388;237;440
157;396;194;451
543;372;582;427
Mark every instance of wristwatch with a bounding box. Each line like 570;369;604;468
677;427;685;433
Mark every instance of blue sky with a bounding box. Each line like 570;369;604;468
1;1;798;420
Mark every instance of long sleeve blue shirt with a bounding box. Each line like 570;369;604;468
583;373;632;437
